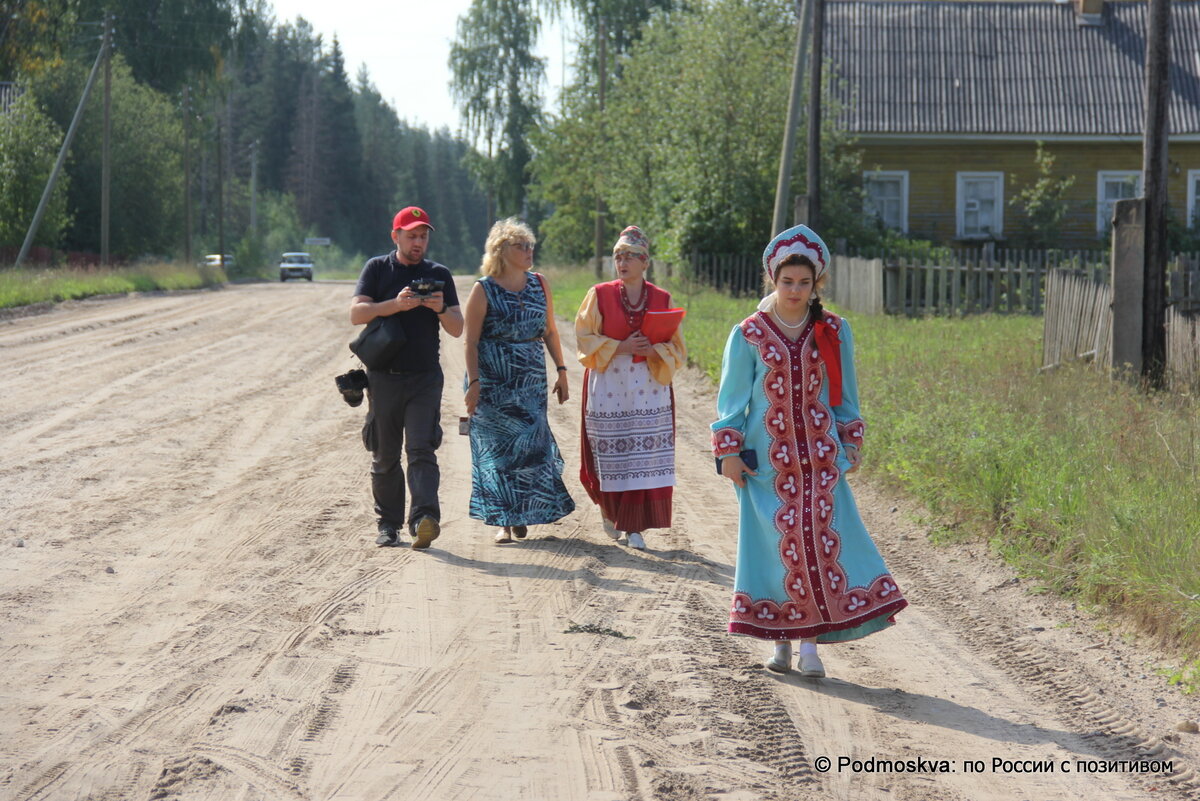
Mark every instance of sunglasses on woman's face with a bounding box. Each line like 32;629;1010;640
509;241;535;252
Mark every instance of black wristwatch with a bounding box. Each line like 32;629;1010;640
556;365;567;372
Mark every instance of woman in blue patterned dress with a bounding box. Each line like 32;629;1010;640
463;218;575;543
713;224;906;678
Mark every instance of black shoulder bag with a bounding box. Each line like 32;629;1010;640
349;314;407;371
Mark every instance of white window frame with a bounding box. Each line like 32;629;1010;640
1096;170;1143;233
1187;170;1200;228
956;172;1004;239
862;170;909;233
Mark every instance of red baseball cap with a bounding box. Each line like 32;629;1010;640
393;206;435;231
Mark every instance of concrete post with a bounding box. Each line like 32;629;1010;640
1111;198;1145;374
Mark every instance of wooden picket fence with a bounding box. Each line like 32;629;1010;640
1167;307;1200;392
1041;269;1112;370
846;247;1110;316
685;252;761;297
1166;254;1200;314
826;256;885;315
686;246;1200;322
1041;268;1200;391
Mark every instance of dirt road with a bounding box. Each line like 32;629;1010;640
2;280;1198;801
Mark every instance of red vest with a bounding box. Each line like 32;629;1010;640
594;280;671;339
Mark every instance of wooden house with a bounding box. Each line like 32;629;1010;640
826;0;1200;248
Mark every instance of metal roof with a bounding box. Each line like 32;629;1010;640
826;1;1200;136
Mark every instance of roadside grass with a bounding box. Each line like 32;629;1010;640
1158;659;1200;695
0;262;225;309
851;314;1200;653
542;263;1200;654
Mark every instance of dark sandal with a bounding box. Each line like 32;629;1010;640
512;525;528;539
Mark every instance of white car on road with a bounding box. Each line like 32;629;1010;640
279;252;314;282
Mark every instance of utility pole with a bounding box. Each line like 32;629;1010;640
485;138;495;227
101;13;111;265
593;14;607;278
804;0;825;231
183;85;192;265
249;140;258;237
1141;0;1170;386
215;98;225;270
15;31;107;268
772;0;812;237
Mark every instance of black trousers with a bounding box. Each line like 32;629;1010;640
362;369;443;532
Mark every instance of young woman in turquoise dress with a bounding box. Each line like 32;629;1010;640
463;218;575;543
712;224;907;678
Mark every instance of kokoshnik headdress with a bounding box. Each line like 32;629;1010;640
759;223;844;406
761;224;829;283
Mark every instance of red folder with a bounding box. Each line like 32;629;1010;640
633;307;686;363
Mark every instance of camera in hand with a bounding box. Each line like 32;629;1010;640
411;278;444;297
335;369;369;407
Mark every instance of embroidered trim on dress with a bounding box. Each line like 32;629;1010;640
837;419;866;449
712;427;744;457
727;311;900;639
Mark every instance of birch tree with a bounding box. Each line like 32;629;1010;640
450;0;545;219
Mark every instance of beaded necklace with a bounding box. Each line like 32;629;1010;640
619;280;647;329
773;311;809;330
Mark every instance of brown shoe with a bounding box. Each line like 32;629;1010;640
512;525;528;539
412;516;440;550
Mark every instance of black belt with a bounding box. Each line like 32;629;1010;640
378;367;439;376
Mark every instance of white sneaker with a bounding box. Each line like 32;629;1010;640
626;532;646;550
766;642;793;673
798;651;826;678
602;518;622;540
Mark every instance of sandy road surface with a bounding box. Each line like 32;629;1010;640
1;280;1198;801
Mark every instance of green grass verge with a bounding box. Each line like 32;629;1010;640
854;313;1200;652
0;262;226;309
541;263;1200;653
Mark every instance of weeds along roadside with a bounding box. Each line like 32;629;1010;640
543;264;1200;663
0;246;372;308
0;262;226;308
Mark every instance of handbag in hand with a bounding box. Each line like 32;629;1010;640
349;314;407;371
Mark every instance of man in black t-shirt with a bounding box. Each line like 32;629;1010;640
351;206;463;548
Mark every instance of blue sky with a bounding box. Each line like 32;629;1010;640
267;0;572;136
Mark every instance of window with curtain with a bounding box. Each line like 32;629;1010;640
956;172;1004;239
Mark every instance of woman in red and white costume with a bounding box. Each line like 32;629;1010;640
575;226;687;551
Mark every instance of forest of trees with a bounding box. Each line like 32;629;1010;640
451;0;884;264
2;0;889;273
0;0;490;272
